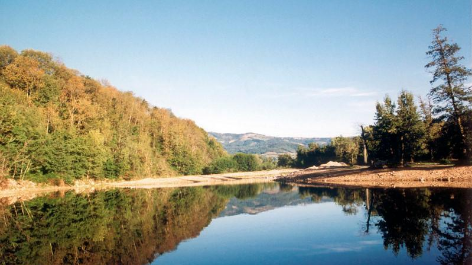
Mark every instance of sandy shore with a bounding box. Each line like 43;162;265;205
2;165;471;204
279;165;472;188
0;169;297;201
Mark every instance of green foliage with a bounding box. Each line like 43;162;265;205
331;136;360;165
203;153;274;174
372;96;399;164
232;153;260;171
370;92;427;166
396;91;426;164
294;137;360;167
277;154;295;168
259;156;277;170
203;156;238;174
296;143;336;167
0;46;227;181
31;131;106;180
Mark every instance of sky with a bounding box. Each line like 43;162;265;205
1;0;471;137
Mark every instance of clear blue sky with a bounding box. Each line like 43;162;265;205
1;0;470;137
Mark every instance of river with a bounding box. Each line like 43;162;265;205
0;183;470;264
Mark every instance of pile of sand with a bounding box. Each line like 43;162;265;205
319;161;349;168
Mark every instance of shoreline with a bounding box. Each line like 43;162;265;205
2;165;472;204
0;169;297;201
278;165;472;189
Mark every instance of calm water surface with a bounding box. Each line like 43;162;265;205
0;183;470;264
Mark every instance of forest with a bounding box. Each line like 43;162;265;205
279;26;472;168
0;46;229;182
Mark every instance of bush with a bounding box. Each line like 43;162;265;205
277;154;295;168
232;153;260;171
203;153;266;174
203;156;238;174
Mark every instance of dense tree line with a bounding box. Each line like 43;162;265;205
203;153;276;174
282;25;471;168
277;136;360;168
0;46;227;182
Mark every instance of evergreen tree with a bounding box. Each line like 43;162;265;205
425;25;472;160
373;96;399;164
396;91;426;165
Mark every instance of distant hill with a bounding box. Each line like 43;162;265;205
209;132;331;157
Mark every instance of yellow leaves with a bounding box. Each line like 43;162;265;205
88;129;106;148
2;56;45;98
0;47;227;178
0;45;18;69
61;75;85;102
20;49;55;75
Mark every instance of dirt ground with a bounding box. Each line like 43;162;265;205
0;169;297;203
279;165;472;188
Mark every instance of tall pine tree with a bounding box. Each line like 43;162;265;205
396;91;425;165
425;25;472;160
373;96;399;164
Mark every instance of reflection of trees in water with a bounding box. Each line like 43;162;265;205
437;211;471;265
430;189;472;265
1;184;470;264
211;183;274;200
374;189;430;258
279;183;294;192
0;184;267;265
299;186;471;263
298;187;364;215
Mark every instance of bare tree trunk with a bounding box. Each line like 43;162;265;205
401;135;405;166
360;125;369;165
365;188;374;233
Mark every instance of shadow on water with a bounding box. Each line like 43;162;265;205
0;183;470;265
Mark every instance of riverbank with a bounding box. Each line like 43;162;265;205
2;165;471;203
0;169;297;201
278;165;472;188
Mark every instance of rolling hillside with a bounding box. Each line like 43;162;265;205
209;132;331;157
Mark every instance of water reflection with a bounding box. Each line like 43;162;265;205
299;186;472;264
0;184;470;264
